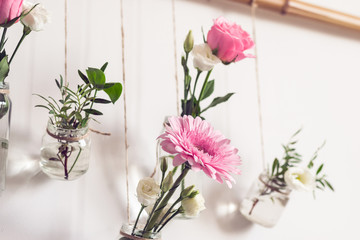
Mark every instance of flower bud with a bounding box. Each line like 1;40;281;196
188;190;199;199
160;157;168;173
161;171;174;192
180;185;195;199
183;30;194;53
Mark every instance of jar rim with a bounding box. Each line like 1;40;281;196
259;172;292;195
46;119;89;142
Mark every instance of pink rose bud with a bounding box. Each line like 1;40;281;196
0;0;23;26
207;16;254;64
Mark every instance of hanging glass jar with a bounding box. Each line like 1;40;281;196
0;82;11;194
39;120;91;180
119;224;161;240
239;171;292;227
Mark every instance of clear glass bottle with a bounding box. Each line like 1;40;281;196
39;120;91;180
0;82;11;194
239;171;291;227
119;224;161;240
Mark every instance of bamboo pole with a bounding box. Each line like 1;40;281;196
228;0;360;31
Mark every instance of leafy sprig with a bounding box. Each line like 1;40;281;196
269;128;334;193
35;62;122;129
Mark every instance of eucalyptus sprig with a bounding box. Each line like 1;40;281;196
35;62;122;129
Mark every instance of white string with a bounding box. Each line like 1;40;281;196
120;0;130;223
251;2;266;170
171;0;180;116
64;0;68;86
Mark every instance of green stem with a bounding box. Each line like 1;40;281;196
191;70;202;100
9;31;27;65
132;205;146;235
155;196;181;229
68;147;82;174
156;208;181;233
182;53;189;116
0;28;7;51
142;192;165;233
144;165;190;234
198;70;212;101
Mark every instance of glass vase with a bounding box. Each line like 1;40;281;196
0;82;11;194
39;120;91;180
119;224;161;240
239;171;291;227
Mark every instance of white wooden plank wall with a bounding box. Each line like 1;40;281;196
0;0;359;239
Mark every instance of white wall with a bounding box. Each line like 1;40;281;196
1;0;360;239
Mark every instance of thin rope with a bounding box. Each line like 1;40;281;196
120;0;130;224
251;2;266;170
64;0;68;86
171;0;180;116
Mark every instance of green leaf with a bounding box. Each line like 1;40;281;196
0;55;9;83
272;158;279;176
55;79;61;89
78;70;89;84
86;67;106;88
100;62;108;72
84;108;103;115
93;98;112;104
75;112;82;121
201;93;235;113
316;163;324;175
324;179;334;191
104;82;122;104
199;80;214;101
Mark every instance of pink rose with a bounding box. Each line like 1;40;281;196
207;16;254;64
0;0;23;25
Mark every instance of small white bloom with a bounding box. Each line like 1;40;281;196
21;1;50;31
284;167;316;192
181;193;206;217
192;43;221;71
136;177;161;206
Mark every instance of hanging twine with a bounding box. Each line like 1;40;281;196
120;0;130;224
250;1;266;170
171;0;180;116
64;0;68;86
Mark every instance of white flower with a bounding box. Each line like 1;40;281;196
145;204;171;224
21;1;50;31
284;167;316;192
136;177;161;206
192;43;221;71
181;193;206;217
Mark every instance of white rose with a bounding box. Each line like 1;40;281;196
284;167;316;192
21;1;50;31
136;177;161;206
192;43;221;71
181;193;206;217
145;204;171;224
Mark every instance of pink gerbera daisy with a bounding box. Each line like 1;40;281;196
158;115;241;188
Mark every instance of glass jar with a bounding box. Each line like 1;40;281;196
39;120;91;180
119;224;161;240
239;172;291;227
0;82;11;194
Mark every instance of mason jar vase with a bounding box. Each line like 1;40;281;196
0;82;11;194
119;223;161;240
39;120;91;180
239;172;291;227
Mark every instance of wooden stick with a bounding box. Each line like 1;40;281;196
228;0;360;31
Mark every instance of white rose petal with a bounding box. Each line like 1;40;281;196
136;177;161;206
192;43;221;71
181;193;206;217
21;1;50;31
284;167;316;192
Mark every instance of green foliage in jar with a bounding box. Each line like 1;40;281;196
35;62;122;129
